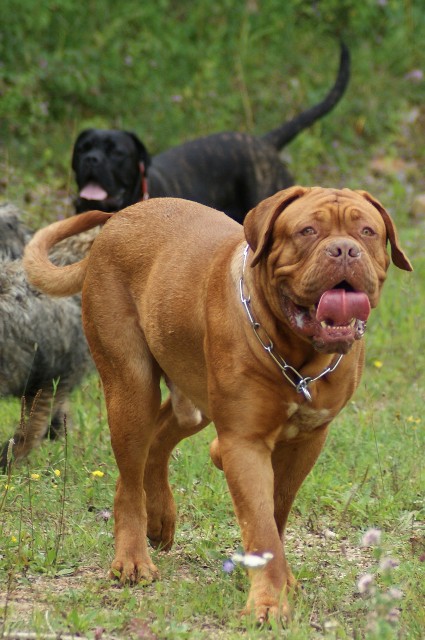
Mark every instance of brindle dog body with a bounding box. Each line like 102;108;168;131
23;187;411;622
73;45;349;222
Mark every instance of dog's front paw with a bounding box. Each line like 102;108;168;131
242;592;291;626
110;556;159;584
243;571;297;625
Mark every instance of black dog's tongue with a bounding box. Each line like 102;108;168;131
79;182;108;201
316;290;371;324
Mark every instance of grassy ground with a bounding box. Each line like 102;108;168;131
1;1;425;638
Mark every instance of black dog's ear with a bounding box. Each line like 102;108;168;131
125;131;151;171
71;129;95;170
74;128;95;144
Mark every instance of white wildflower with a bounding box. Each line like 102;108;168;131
388;587;403;600
231;551;273;569
361;528;382;547
357;573;374;594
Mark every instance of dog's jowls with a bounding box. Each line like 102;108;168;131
72;44;350;222
23;188;412;622
0;204;96;469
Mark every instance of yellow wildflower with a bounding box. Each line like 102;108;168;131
373;360;383;369
91;470;105;478
54;469;61;477
30;473;40;480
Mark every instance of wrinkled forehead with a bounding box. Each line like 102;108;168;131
278;188;386;232
78;129;133;149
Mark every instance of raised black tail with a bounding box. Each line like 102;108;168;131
261;42;350;150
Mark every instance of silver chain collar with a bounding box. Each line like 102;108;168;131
239;244;343;402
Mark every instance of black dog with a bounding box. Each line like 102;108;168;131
73;44;350;223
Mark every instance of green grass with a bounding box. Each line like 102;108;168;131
1;0;425;637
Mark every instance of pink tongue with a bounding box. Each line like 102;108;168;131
79;182;108;200
316;290;371;325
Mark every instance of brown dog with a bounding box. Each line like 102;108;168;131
23;187;412;623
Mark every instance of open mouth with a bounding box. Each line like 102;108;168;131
79;182;109;201
78;182;126;211
281;282;371;353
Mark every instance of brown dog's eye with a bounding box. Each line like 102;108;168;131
300;226;316;236
361;227;376;237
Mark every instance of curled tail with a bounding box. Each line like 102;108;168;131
23;210;112;296
262;42;350;150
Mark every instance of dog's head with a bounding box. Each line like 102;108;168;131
72;129;151;213
244;186;412;354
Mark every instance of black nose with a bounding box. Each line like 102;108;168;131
325;239;361;260
83;151;102;167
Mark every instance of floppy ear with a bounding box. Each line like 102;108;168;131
356;190;413;271
125;131;152;171
71;129;94;170
244;186;309;267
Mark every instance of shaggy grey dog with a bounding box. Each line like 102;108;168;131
0;203;98;469
0;202;33;260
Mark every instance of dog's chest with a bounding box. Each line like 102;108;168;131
282;402;331;439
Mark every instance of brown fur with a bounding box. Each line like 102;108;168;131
23;188;412;622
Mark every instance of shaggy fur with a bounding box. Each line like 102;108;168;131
0;202;33;260
0;204;97;469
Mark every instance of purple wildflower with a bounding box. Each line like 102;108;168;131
222;559;235;573
387;607;401;624
379;556;400;571
405;69;423;83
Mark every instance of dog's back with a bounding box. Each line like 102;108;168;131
94;198;241;261
149;133;291;222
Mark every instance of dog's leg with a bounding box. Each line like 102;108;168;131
272;425;329;540
82;268;168;583
144;392;209;550
88;336;162;583
214;430;290;623
211;424;329;621
271;425;329;591
0;391;53;469
48;389;70;439
106;366;162;582
82;275;165;583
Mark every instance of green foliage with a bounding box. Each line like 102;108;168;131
1;0;425;177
